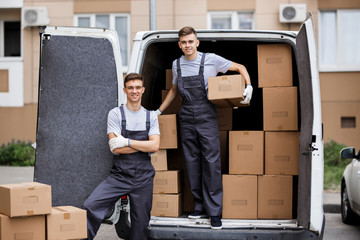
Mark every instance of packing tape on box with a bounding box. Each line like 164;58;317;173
27;210;34;216
155;179;168;185
61;224;76;232
156;202;169;208
231;200;247;206
267;199;284;206
23;195;39;204
266;57;282;64
272;111;288;118
54;207;71;219
237;144;253;151
274;156;290;162
15;232;34;240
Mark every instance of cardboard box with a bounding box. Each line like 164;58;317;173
0;214;45;240
0;182;52;217
229;131;264;175
151;193;182;217
162;90;182;114
217;107;232;130
257;44;293;88
165;69;173;89
222;175;257;219
153;170;182;194
151;150;168;171
47;206;87;240
158;114;178;149
258;175;293;219
263;87;298;131
265;132;300;175
208;75;246;108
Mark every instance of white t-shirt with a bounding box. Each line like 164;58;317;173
172;51;232;90
107;105;160;137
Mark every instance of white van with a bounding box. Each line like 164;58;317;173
34;14;324;239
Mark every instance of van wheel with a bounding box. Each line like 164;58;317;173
341;182;357;224
115;211;131;240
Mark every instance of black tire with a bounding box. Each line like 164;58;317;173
341;181;358;224
115;210;131;240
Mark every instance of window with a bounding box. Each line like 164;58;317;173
75;14;130;68
341;117;356;128
319;10;360;72
0;21;21;57
208;11;254;30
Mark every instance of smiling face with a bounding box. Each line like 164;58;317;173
123;79;145;103
178;33;199;60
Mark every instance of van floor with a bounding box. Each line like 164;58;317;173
150;215;298;229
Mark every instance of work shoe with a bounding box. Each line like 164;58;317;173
210;216;222;230
188;211;207;219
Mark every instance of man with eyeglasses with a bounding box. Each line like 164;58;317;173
83;73;160;240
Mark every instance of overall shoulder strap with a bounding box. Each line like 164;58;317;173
199;52;206;75
119;105;126;133
146;110;150;133
176;58;182;77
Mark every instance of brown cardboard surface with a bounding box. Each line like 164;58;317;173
208;75;246;108
153;170;182;194
165;69;173;89
151;193;182;217
258;175;293;219
265;132;300;175
0;214;45;240
151;149;168;171
0;182;52;217
217;107;233;130
223;175;257;219
162;90;181;114
158;114;178;149
263;87;298;131
47;206;87;240
257;44;293;88
229;131;264;175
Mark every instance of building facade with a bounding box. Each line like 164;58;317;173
1;0;359;149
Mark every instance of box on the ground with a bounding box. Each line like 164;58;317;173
257;44;293;88
151;193;182;217
47;206;87;240
182;172;194;213
0;214;45;240
0;182;51;217
258;175;293;219
217;107;233;130
208;75;246;108
229;131;264;175
219;131;228;174
165;69;173;89
162;90;181;114
158;114;178;149
263;87;298;131
223;175;257;219
151;150;168;171
265;131;300;175
153;170;182;194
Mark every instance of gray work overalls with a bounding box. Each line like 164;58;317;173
83;106;155;240
177;53;223;216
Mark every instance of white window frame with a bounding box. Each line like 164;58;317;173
207;11;254;30
74;13;130;71
318;9;360;72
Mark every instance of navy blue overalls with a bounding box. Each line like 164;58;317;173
83;106;155;240
177;53;223;217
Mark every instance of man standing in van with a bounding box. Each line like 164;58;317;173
156;26;252;229
83;73;160;240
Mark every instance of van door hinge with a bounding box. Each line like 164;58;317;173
302;144;318;155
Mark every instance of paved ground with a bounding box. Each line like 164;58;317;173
0;166;342;240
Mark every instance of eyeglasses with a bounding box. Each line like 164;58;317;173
126;86;143;91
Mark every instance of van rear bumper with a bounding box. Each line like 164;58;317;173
148;226;321;240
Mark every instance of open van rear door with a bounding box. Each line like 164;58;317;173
34;26;124;208
296;13;324;235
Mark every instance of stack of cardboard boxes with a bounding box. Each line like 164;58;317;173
151;75;183;217
221;43;298;220
0;182;87;240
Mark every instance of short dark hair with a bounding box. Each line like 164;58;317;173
124;73;144;87
178;26;197;38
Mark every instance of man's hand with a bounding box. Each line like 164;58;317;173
240;85;253;104
109;132;129;153
155;109;162;116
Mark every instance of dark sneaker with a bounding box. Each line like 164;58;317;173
210;216;222;229
188;211;207;219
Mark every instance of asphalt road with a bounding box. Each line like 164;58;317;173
1;166;360;239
